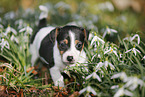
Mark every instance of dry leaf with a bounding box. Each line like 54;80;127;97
69;91;80;97
26;66;38;75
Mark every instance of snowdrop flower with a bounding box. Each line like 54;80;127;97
114;87;133;97
111;85;119;89
119;53;123;58
39;5;48;20
111;72;128;82
124;77;145;91
97;2;114;12
123;34;140;44
91;50;101;61
19;25;33;35
91;35;105;47
79;86;97;96
88;32;94;40
4;11;15;19
142;56;145;60
103;26;117;38
130;34;140;44
5;25;17;35
95;61;115;70
86;71;102;82
125;46;141;56
104;61;115;70
96;62;104;69
55;1;70;9
10;35;19;43
0;38;9;51
91;53;102;61
104;47;118;57
15;19;25;29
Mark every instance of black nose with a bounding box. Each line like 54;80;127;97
67;56;73;62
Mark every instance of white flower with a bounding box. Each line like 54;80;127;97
111;72;128;82
104;61;115;70
88;32;94;40
119;53;123;58
97;2;114;12
5;26;17;35
0;38;9;51
79;86;97;96
123;34;140;44
96;62;104;69
91;53;102;61
39;5;48;19
19;25;33;35
55;1;70;9
104;47;118;57
4;11;15;19
91;36;105;47
86;71;102;82
114;87;133;97
124;77;145;91
15;19;25;29
96;61;115;70
10;35;19;43
111;85;119;89
103;26;117;38
142;56;145;60
125;47;141;56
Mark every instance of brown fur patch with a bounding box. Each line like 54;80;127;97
63;39;68;44
57;44;64;55
81;43;85;51
60;51;64;55
83;29;88;44
75;40;80;45
55;28;59;41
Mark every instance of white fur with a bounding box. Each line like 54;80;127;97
62;31;86;63
30;28;87;87
49;66;64;86
30;26;55;66
50;31;87;87
53;40;65;70
49;40;66;87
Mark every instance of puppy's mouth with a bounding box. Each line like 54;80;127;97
63;61;75;65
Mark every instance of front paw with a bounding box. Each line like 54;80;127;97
54;75;64;87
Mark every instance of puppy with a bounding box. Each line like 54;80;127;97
30;7;89;87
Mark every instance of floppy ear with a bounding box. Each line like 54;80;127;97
82;28;89;45
55;27;59;41
49;27;61;44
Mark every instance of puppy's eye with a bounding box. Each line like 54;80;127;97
76;42;83;50
59;42;67;49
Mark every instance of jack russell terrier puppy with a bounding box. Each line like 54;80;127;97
30;5;89;87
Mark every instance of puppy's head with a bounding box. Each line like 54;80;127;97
56;25;88;65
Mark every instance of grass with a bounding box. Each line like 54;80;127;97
0;1;145;97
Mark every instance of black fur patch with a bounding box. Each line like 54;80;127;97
39;29;56;68
38;25;89;68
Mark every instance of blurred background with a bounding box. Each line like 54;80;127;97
0;0;145;43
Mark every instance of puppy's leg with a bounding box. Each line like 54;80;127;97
50;66;64;87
